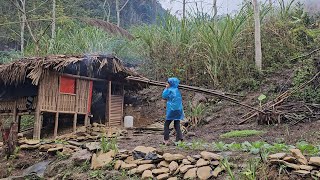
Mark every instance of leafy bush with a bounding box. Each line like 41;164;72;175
292;58;320;103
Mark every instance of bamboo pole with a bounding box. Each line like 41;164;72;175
61;73;107;82
125;76;264;113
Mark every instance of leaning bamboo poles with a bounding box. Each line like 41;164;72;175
239;71;320;125
126;76;264;113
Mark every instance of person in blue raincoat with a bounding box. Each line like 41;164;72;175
162;77;184;145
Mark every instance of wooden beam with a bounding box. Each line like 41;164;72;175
61;73;107;82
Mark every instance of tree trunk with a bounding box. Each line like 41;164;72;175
213;0;217;19
51;0;56;40
182;0;186;20
116;0;120;26
116;0;129;27
103;0;111;22
252;0;262;71
20;0;26;55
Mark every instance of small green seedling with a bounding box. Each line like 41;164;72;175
258;94;267;108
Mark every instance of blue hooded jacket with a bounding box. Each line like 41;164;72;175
162;77;184;120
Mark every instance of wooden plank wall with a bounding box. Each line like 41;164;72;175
38;71;90;114
108;95;123;126
76;79;90;114
0;97;37;111
38;71;59;112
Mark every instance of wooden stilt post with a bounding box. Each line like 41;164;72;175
33;104;41;139
107;81;111;126
54;76;61;138
73;113;77;133
121;85;124;127
73;79;78;133
85;81;92;126
17;115;21;133
13;101;17;123
54;112;59;138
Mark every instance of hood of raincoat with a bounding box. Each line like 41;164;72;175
168;77;180;88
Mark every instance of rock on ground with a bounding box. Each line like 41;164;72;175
309;157;320;166
136;164;156;174
184;168;197;180
268;153;287;159
290;149;308;165
141;170;153;180
197;166;213;180
163;153;185;161
180;165;194;173
156;173;169;180
200;151;222;161
152;167;170;175
71;149;92;166
169;161;179;172
196;158;209;167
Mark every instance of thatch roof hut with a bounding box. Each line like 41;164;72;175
0;55;142;139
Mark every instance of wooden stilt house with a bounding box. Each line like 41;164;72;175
0;55;141;139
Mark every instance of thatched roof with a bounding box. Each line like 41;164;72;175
0;55;139;85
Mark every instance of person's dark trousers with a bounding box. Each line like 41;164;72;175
164;120;183;142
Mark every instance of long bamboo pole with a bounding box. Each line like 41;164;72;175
126;76;264;114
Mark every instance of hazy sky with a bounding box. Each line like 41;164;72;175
159;0;313;17
160;0;244;17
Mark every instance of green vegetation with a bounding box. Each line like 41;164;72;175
220;130;265;138
101;135;119;153
221;158;236;180
186;102;207;127
241;158;260;180
176;139;320;156
89;170;104;180
20;115;35;131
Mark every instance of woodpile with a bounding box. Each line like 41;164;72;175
240;71;320;125
269;149;320;178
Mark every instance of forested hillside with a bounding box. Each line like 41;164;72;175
0;0;165;51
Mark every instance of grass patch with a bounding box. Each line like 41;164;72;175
220;130;265;138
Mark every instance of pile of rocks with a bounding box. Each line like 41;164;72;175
18;138;81;156
17;123;127;155
269;149;320;178
57;123;128;141
90;146;226;180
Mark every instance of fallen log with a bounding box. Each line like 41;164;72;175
126;76;264;114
